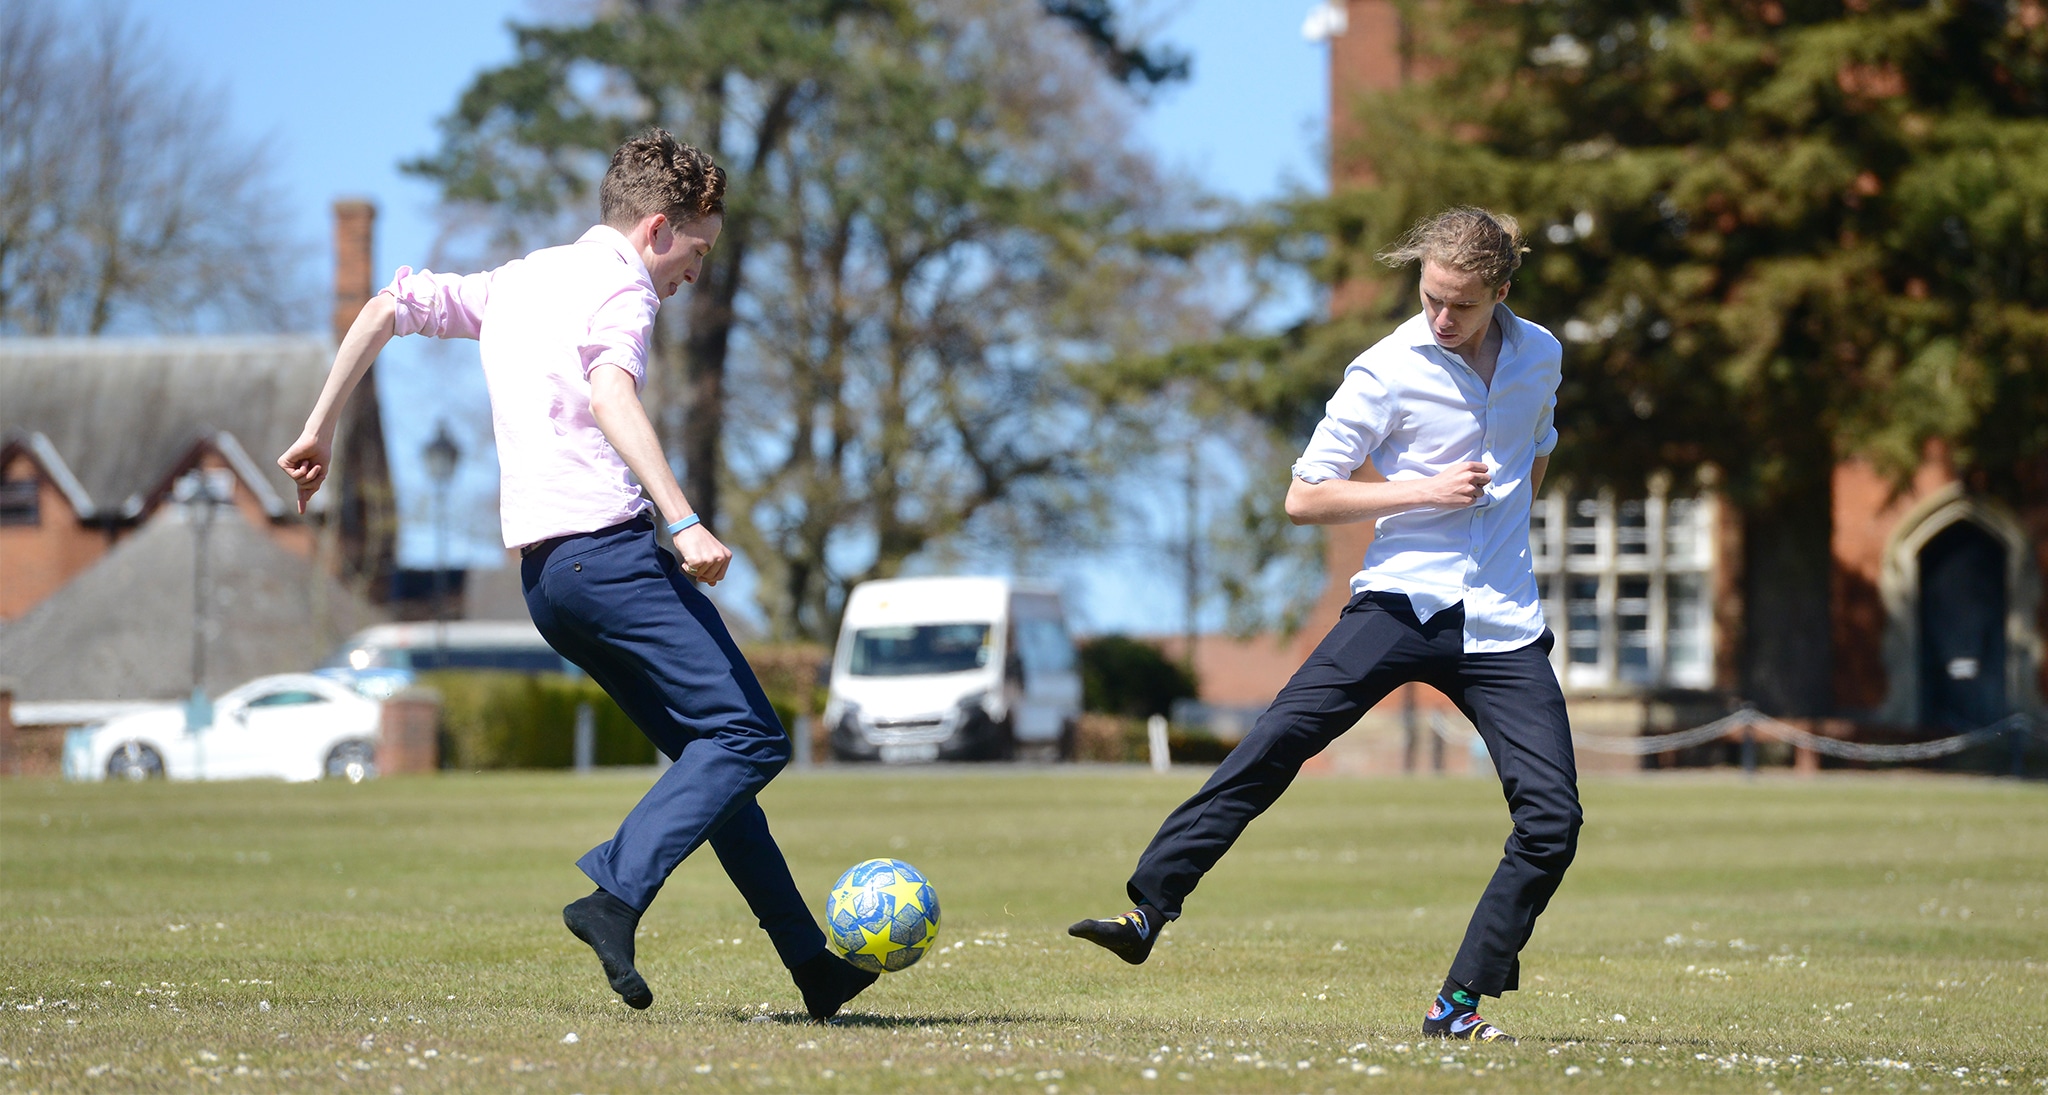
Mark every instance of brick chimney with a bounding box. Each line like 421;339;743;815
328;199;398;600
332;199;377;343
1327;0;1408;188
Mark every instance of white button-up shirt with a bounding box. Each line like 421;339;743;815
382;225;661;548
1291;306;1562;653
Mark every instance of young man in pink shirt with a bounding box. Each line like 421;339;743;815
280;129;877;1021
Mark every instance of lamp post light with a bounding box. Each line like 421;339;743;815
174;468;230;774
422;422;462;660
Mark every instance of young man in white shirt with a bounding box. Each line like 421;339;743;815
280;129;876;1022
1071;208;1576;1044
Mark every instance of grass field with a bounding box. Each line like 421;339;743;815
3;768;2045;1093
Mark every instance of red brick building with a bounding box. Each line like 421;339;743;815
0;202;395;626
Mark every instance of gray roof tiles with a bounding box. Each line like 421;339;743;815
0;336;330;520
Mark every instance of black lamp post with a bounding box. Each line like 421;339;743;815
174;468;229;771
423;422;462;658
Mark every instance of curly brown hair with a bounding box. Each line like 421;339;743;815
599;128;726;230
1376;206;1528;289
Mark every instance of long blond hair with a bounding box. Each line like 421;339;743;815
1376;206;1528;288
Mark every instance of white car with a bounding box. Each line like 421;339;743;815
62;674;383;783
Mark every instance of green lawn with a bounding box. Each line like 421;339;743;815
2;768;2045;1093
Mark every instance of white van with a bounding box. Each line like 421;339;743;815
824;577;1082;763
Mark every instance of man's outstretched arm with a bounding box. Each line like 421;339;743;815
278;294;397;514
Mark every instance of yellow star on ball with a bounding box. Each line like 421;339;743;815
853;923;906;966
879;873;929;917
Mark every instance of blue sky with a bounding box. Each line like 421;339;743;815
84;0;1328;633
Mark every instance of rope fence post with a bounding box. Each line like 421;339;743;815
1740;722;1757;776
2012;715;2032;779
1793;731;1819;777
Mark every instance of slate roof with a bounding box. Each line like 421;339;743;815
0;508;381;702
0;336;330;521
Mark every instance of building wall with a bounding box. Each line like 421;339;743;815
0;447;318;625
0;453;111;622
1829;453;1961;712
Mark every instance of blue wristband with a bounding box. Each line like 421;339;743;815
665;513;701;536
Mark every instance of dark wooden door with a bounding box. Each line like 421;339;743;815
1917;521;2007;729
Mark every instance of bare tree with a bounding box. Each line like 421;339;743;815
0;1;309;335
719;0;1212;638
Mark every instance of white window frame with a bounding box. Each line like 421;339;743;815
1530;479;1716;692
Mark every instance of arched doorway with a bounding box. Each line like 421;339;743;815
1878;487;2044;729
1916;521;2007;729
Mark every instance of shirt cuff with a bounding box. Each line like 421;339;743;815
583;350;645;386
1534;427;1559;458
1291;460;1345;484
381;267;431;338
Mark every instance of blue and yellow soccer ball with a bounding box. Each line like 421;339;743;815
826;858;940;973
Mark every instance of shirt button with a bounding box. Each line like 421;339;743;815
573;563;581;572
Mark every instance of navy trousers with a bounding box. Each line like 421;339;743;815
521;513;827;969
1126;591;1580;997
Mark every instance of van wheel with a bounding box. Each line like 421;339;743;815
990;718;1017;761
106;742;165;781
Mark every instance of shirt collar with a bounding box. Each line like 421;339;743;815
577;224;653;286
1403;302;1525;352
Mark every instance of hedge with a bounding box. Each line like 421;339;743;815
418;644;829;771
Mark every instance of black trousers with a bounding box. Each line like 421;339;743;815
1126;591;1580;997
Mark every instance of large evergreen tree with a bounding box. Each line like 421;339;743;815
1100;0;2048;715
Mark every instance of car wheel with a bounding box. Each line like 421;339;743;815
105;742;165;781
324;739;378;783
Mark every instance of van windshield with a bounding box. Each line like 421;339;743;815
849;624;991;677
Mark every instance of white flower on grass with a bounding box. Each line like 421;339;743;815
258;1001;270;1012
1141;1068;1158;1079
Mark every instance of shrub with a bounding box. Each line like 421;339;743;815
422;671;653;770
1069;712;1238;765
743;643;831;727
1077;635;1198;717
420;643;829;770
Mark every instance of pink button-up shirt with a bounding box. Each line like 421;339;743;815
382;225;662;548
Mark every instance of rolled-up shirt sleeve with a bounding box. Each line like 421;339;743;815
1533;385;1558;458
381;266;492;340
578;282;659;387
1291;360;1396;483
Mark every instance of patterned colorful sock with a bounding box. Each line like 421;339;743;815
1422;977;1516;1043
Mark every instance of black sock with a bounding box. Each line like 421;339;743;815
1067;901;1166;965
563;887;653;1010
1441;976;1479;1013
791;950;878;1022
